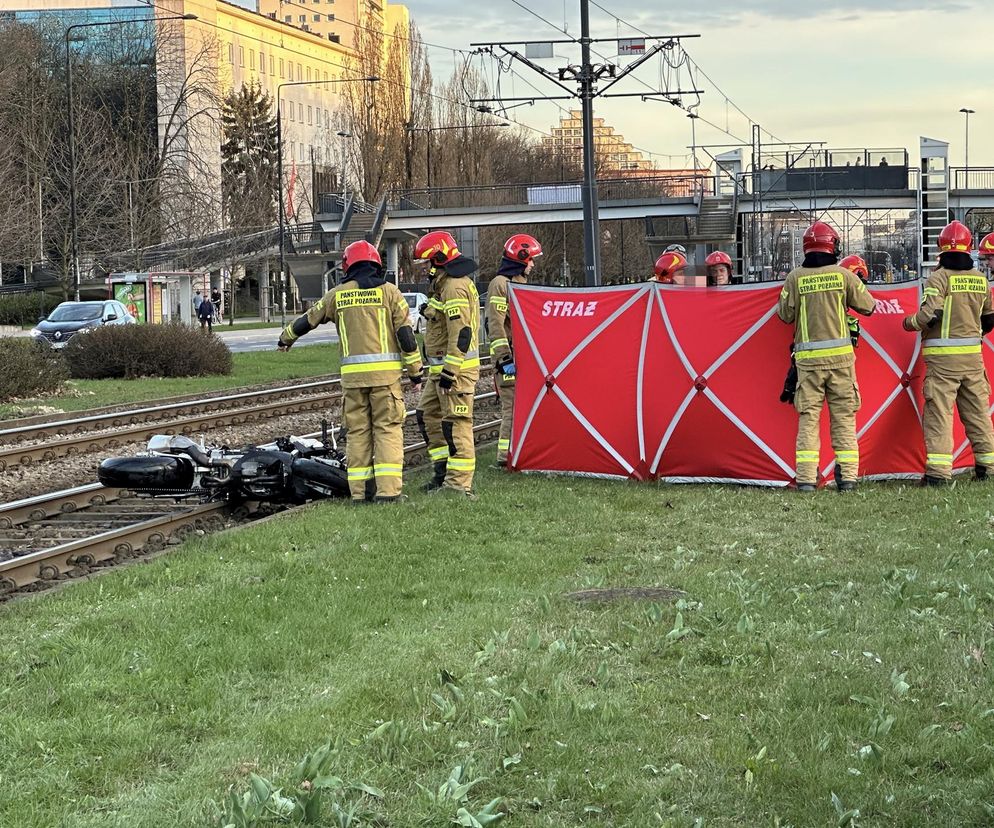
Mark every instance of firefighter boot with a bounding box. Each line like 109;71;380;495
422;461;447;492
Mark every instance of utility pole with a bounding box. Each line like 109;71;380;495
472;12;701;286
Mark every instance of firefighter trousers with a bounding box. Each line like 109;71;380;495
794;363;861;486
344;382;406;500
418;374;477;492
922;359;994;480
496;371;515;463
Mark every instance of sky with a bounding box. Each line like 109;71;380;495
398;0;992;171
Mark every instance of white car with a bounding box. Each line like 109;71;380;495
401;292;428;335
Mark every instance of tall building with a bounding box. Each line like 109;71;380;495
544;110;655;172
257;0;409;51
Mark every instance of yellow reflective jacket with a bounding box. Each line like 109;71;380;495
777;264;875;367
424;273;480;380
281;275;422;388
486;274;526;360
904;267;992;361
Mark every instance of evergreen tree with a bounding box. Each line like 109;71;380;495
221;81;278;231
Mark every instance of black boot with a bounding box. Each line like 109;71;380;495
923;475;947;487
976;465;989;481
796;483;816;493
421;461;447;492
838;481;857;493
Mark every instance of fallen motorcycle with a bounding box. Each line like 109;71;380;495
98;430;350;504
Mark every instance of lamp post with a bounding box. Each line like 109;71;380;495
336;130;352;201
959;107;975;181
276;76;377;327
405;122;510;203
65;12;196;300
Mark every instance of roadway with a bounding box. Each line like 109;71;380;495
214;324;339;353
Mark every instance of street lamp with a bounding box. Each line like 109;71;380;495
65;12;196;300
405;121;510;198
276;76;377;327
960;107;975;180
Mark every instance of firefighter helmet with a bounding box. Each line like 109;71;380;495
654;251;687;283
664;243;687;255
504;233;543;263
839;254;869;282
938;220;972;253
802;221;841;255
979;232;994;259
341;240;381;273
414;231;460;266
705;251;732;268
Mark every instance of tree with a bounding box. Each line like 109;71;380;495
221;81;278;232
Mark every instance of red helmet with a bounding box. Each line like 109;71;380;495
414;231;460;266
504;233;543;263
979;232;994;259
839;254;869;282
654;251;687;282
705;251;732;268
938;220;972;253
341;240;381;273
802;221;840;255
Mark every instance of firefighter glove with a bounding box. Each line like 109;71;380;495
780;362;798;404
277;337;292;351
438;369;456;390
982;313;994;334
497;354;516;376
409;369;425;386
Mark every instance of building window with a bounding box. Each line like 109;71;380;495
327;14;335;20
299;143;305;162
284;14;291;21
249;49;255;70
298;102;303;121
307;105;312;125
259;52;265;73
313;13;321;21
306;66;312;81
297;63;302;80
288;62;293;80
288;102;294;122
329;34;340;43
324;109;329;126
298;14;306;22
227;43;234;63
238;46;244;67
280;58;285;77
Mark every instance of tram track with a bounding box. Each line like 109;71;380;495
0;396;502;600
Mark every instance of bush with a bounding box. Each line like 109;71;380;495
64;321;233;379
0;292;61;327
0;338;69;401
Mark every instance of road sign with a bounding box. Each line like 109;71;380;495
618;38;645;56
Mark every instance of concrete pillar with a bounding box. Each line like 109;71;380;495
259;264;271;323
386;238;400;285
178;274;193;325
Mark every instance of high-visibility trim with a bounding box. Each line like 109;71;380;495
794;345;854;360
923;337;982;347
373;463;403;477
443;354;463;367
796;451;820;463
341;361;402;374
347;466;374;481
428;446;450;461
941;295;952;340
497;438;510;451
403;353;421;365
795;337;851;352
460;357;481;370
490;337;509;352
835;451;859;462
837;295;847;340
444;298;470;308
428;364;445;375
341;352;402;365
339;318;350;355
377;307;388;354
428;298;445;310
799;295;809;342
922;345;982;355
446;457;476;471
426;356;445;365
926;453;953;466
282;323;299;343
923;287;940;297
975;452;994;464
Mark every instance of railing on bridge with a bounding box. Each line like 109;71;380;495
386;174;716;212
953;168;994;190
316;192;377;216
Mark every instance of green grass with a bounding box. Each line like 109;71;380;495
3;462;994;826
0;344;341;415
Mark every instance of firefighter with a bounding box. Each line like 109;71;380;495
979;232;994;274
278;240;422;503
839;254;871;347
705;251;733;286
652;250;687;284
488;233;542;467
414;230;481;495
777;221;876;492
902;220;994;485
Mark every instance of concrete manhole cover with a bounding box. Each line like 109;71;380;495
564;587;687;603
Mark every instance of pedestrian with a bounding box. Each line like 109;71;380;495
777;221;875;492
704;251;733;286
278;240;422;503
197;296;215;332
488;233;542;468
413;230;480;496
211;288;223;323
193;289;203;314
902;221;994;485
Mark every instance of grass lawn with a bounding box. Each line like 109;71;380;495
0;344;341;416
2;459;994;826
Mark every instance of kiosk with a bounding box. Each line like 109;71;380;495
106;272;199;324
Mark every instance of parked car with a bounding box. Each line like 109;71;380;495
31;300;136;349
401;292;428;335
